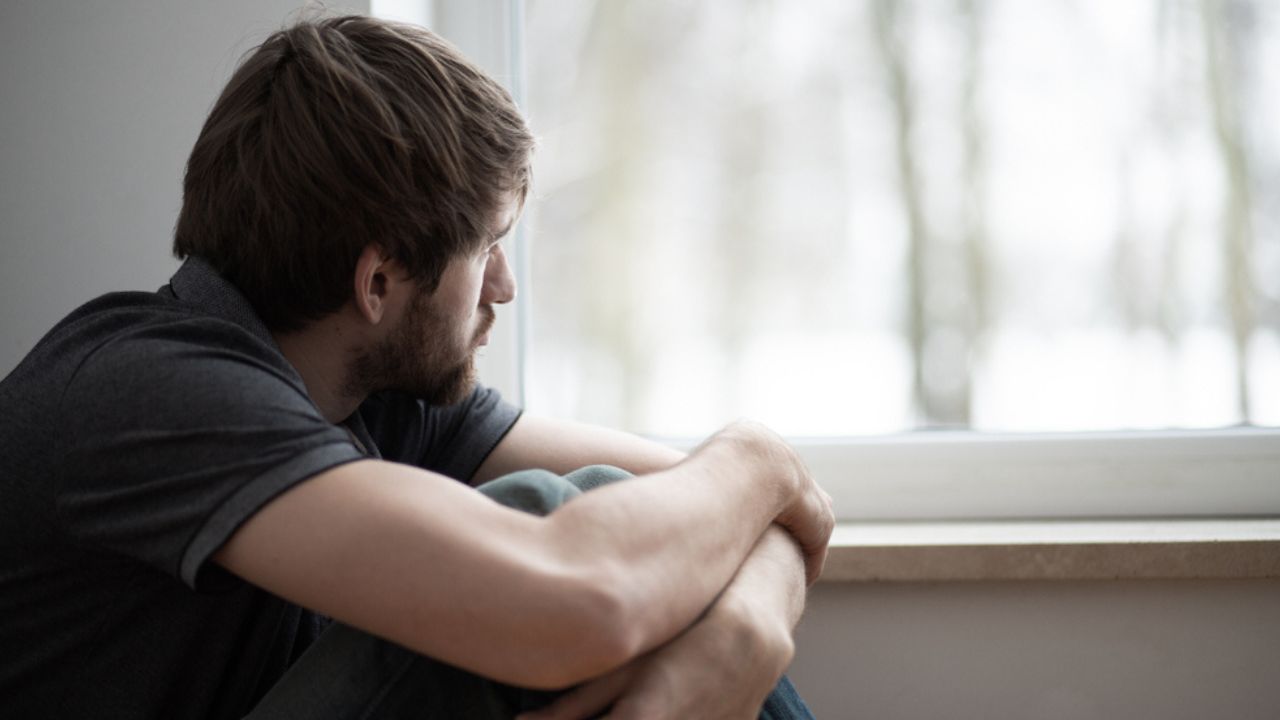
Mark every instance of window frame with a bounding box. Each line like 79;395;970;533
425;0;1280;523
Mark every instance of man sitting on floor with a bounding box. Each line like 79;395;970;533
0;14;833;719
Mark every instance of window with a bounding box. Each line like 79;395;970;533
406;0;1280;520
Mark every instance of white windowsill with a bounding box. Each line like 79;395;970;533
820;518;1280;582
797;428;1280;521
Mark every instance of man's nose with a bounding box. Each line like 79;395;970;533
481;245;517;305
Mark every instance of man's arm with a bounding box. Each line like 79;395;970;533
472;415;687;484
214;420;828;690
520;525;806;720
478;414;814;714
476;414;815;600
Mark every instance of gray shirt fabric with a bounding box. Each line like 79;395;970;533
0;258;521;719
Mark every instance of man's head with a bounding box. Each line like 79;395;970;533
173;14;534;333
345;198;519;406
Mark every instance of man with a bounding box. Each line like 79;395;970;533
0;14;833;719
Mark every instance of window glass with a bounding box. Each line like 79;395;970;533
523;0;1280;437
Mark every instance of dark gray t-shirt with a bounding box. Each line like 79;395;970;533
0;259;520;719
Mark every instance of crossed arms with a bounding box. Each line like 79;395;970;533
214;414;833;706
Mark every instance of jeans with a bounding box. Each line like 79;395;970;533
245;466;815;719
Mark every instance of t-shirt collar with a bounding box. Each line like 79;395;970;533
168;257;277;347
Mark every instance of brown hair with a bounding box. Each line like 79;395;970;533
173;15;534;331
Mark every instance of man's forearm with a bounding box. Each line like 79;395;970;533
714;525;807;635
517;526;810;720
478;414;828;668
542;429;803;658
472;416;685;484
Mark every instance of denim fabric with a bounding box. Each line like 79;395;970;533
245;466;815;719
760;675;815;720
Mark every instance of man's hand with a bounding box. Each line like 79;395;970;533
517;525;808;720
480;415;835;586
516;592;793;720
704;421;835;584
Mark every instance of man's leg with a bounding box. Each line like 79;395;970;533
760;676;815;720
243;469;587;719
244;466;814;719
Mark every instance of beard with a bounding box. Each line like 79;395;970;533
346;290;494;406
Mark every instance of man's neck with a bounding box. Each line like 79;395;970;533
273;318;365;424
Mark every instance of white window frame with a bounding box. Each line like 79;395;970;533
410;0;1280;523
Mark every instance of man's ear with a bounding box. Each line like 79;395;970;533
352;245;402;325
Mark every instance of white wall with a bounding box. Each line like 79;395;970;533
791;579;1280;719
0;0;367;377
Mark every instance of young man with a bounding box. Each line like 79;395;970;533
0;15;832;719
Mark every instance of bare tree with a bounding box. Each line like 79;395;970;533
873;0;985;427
577;0;650;429
957;0;990;423
1153;0;1191;344
1200;0;1257;421
872;0;935;424
710;0;774;420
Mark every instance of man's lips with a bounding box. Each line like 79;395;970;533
475;306;496;347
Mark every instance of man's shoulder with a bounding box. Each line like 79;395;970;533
71;299;305;414
75;285;294;378
2;287;299;429
14;288;261;372
68;289;275;363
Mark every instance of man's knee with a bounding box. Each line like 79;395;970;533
562;464;633;492
475;469;582;517
474;465;634;516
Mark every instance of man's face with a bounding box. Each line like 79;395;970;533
352;199;519;405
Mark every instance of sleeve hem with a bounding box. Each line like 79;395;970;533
468;407;523;483
179;443;366;589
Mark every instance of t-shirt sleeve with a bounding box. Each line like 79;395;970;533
56;318;365;590
358;386;521;481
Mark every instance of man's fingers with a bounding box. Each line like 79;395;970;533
795;483;835;585
716;418;834;584
804;541;829;585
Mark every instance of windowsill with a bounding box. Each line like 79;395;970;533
819;519;1280;582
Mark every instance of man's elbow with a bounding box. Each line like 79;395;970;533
517;561;647;690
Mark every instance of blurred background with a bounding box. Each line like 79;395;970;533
3;3;1278;718
520;0;1280;437
4;0;1277;441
